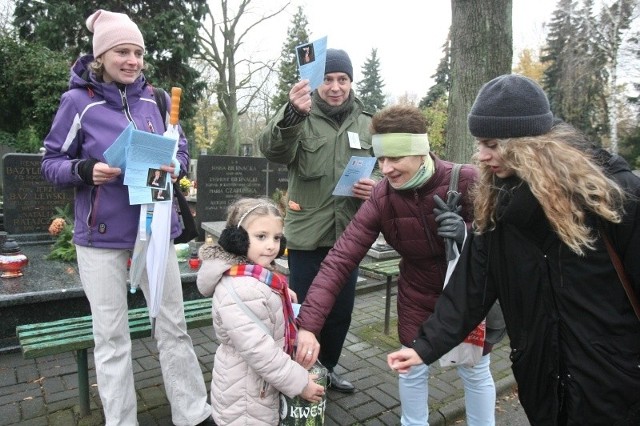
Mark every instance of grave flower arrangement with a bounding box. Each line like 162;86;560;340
179;176;192;195
47;205;76;262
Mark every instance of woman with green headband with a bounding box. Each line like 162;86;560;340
295;104;497;425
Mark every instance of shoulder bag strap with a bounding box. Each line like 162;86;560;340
441;163;463;262
152;87;168;131
448;163;462;195
222;281;273;336
600;228;640;321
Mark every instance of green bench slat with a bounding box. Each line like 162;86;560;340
17;298;212;359
360;259;400;276
359;258;400;336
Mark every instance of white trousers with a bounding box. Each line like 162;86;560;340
399;352;496;426
76;244;210;426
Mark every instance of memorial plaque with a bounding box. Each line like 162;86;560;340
196;156;288;229
3;154;75;234
267;162;289;199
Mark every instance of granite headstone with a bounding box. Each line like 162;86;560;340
2;153;75;235
196;155;287;231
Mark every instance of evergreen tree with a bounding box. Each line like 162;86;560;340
541;0;576;121
356;48;385;113
541;0;606;140
571;0;608;141
541;0;623;143
271;6;310;114
0;35;69;152
598;0;636;153
419;35;450;109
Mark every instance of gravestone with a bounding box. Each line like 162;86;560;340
2;153;75;235
196;155;287;234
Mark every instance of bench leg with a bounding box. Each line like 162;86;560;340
77;349;90;417
384;276;392;335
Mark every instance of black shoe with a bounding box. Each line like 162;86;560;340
195;416;217;426
327;370;355;393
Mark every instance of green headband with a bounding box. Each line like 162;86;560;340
372;133;430;157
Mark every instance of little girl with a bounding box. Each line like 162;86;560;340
197;198;324;425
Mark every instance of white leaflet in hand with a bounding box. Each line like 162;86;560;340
296;36;328;91
332;156;377;197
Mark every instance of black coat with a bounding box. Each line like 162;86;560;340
413;155;640;425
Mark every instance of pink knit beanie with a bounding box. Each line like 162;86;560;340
86;10;145;58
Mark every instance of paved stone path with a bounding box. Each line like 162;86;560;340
0;283;516;425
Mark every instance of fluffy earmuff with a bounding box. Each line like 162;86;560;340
277;235;287;258
218;225;249;256
218;226;288;259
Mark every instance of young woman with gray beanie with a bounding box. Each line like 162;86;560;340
41;9;214;426
389;74;640;425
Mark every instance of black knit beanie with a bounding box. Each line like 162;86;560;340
325;48;353;81
468;74;553;139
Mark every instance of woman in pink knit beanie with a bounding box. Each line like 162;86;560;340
41;9;215;426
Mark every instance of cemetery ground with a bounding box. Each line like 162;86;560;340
0;153;519;424
0;279;518;426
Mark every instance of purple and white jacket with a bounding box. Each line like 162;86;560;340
41;55;189;249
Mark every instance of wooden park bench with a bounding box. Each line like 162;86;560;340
15;298;212;417
359;258;401;335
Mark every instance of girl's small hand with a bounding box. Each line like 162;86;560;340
288;288;298;304
299;374;324;403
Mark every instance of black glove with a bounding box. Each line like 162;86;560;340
433;193;465;260
435;211;465;245
433;192;462;216
76;158;99;186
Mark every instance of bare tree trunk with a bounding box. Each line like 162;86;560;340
608;58;619;154
196;1;288;156
601;0;635;154
226;108;240;155
446;0;513;163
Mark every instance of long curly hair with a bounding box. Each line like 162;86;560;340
471;125;625;256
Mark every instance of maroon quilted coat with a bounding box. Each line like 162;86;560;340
297;155;478;346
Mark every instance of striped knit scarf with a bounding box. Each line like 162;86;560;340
224;264;297;356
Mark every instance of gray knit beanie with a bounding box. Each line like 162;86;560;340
325;48;353;81
467;74;553;139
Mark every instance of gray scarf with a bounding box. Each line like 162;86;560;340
313;89;355;126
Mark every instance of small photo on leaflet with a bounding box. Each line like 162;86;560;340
147;168;167;189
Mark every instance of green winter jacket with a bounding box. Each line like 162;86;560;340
259;97;373;250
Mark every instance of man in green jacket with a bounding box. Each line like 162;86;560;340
259;48;376;392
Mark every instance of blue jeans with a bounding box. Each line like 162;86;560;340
399;352;495;426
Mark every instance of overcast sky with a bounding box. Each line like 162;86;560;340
248;0;558;101
0;0;559;100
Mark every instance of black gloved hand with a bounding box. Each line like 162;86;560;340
433;192;462;216
433;193;465;260
435;211;465;245
76;158;99;186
